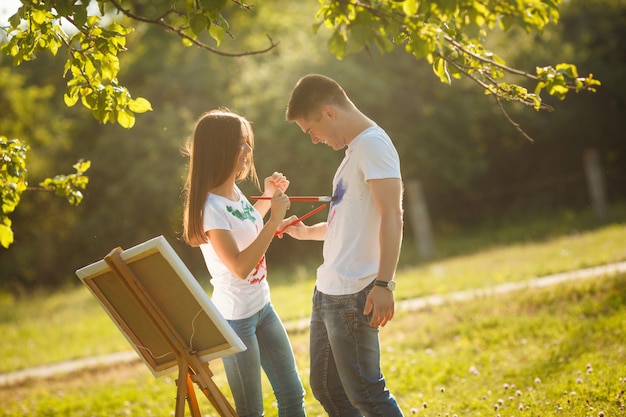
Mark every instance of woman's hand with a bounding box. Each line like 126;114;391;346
254;172;290;219
263;172;290;196
269;189;290;224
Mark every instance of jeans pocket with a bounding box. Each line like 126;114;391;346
323;293;359;334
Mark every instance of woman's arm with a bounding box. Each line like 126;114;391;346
209;189;290;279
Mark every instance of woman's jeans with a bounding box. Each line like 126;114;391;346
310;284;404;417
222;302;306;417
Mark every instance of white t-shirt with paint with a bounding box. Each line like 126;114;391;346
199;185;270;320
317;126;402;295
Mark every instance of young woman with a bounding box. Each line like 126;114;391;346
182;109;306;417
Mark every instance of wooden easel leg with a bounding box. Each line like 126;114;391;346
192;363;238;417
175;361;189;417
176;360;238;417
186;371;202;417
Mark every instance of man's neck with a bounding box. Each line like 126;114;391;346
343;110;376;145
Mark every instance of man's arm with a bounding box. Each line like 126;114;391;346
363;177;403;327
280;218;327;241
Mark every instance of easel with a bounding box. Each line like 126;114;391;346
103;247;238;417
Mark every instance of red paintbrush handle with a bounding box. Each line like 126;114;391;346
275;204;328;236
252;196;332;202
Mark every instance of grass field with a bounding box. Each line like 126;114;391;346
1;204;625;416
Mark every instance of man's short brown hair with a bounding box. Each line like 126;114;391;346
286;74;350;121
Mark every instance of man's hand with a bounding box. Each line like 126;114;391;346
363;286;395;327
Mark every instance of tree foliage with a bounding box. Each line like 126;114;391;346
0;137;28;248
0;135;90;248
0;0;596;270
1;1;600;129
315;0;600;140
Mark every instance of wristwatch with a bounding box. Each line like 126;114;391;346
374;280;396;291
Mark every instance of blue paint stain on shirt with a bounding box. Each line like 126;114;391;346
331;179;346;209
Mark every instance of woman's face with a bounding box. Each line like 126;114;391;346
234;121;253;175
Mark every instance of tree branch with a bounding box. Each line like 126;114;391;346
443;34;540;81
107;0;279;57
494;96;535;142
444;57;536;142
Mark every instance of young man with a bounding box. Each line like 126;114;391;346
283;74;404;417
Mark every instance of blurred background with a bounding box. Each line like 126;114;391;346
1;0;624;294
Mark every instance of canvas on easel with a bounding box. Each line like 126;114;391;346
76;235;245;417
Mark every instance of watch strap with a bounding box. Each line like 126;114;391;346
374;280;395;290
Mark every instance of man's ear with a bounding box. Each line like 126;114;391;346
322;104;335;120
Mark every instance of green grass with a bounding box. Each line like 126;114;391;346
386;273;626;416
2;271;625;416
1;205;625;373
1;204;626;416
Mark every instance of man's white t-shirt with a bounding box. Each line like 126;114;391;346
317;126;402;295
199;185;270;320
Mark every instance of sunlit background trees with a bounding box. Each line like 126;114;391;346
1;0;624;293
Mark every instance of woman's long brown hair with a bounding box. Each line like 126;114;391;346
182;110;259;247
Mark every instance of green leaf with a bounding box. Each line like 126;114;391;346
37;160;90;206
117;109;135;129
73;4;88;28
328;30;347;60
0;221;14;249
73;160;91;174
555;63;578;79
128;97;153;113
433;57;451;84
53;0;73;16
408;33;431;60
547;82;568;98
190;14;208;36
31;9;48;25
403;0;419;16
208;23;225;46
199;0;228;13
63;93;78;107
312;21;324;35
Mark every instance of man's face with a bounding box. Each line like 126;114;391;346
295;107;344;151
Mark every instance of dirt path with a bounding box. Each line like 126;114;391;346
2;261;625;388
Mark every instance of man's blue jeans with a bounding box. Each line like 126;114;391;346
310;284;404;417
222;302;306;417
